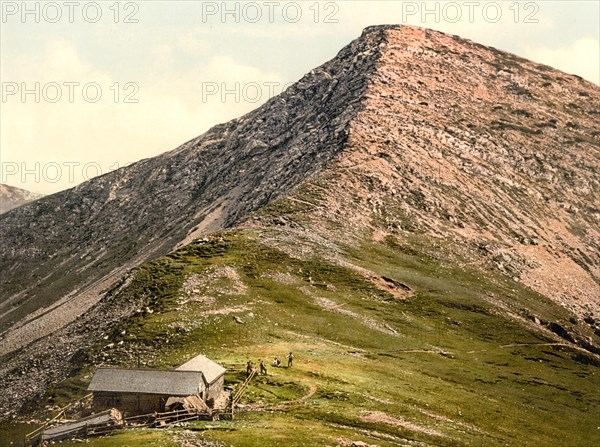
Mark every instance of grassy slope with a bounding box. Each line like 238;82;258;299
6;228;598;447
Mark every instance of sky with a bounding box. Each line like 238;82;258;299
1;0;599;195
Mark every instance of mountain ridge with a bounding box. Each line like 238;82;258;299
0;25;599;428
0;25;387;350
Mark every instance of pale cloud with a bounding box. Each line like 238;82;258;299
189;22;342;39
175;32;211;55
154;43;174;67
522;38;600;85
1;40;284;194
44;39;91;77
3;38;86;81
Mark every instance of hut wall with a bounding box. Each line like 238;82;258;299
206;375;224;403
92;392;168;415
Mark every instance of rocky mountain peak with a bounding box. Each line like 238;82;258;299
0;24;598;356
315;24;600;318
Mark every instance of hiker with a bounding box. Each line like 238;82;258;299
287;352;294;368
260;359;268;375
272;357;281;367
246;360;254;376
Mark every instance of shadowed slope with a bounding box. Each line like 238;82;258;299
0;27;386;346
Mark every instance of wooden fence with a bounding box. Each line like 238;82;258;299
229;367;256;419
25;403;216;445
25;393;93;444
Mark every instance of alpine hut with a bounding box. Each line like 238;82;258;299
87;368;205;415
175;354;226;405
87;354;226;415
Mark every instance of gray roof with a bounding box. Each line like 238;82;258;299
175;354;226;384
88;368;204;396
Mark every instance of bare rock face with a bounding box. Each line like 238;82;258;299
0;184;43;214
332;26;599;319
0;25;598;416
0;27;386;349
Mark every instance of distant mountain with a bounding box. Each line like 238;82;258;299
1;26;599;432
0;184;43;214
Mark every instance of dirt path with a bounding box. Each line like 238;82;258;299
361;411;447;438
297;384;318;402
467;342;600;359
499;342;572;348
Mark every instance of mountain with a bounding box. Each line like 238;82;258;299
1;25;599;446
0;184;43;214
0;26;377;348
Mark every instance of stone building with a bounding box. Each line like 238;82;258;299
87;354;226;415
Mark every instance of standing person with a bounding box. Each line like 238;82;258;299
287;352;294;368
246;360;254;376
260;359;268;375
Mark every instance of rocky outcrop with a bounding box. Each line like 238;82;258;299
267;25;599;319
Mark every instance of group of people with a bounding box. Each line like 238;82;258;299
273;352;294;368
246;352;294;376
